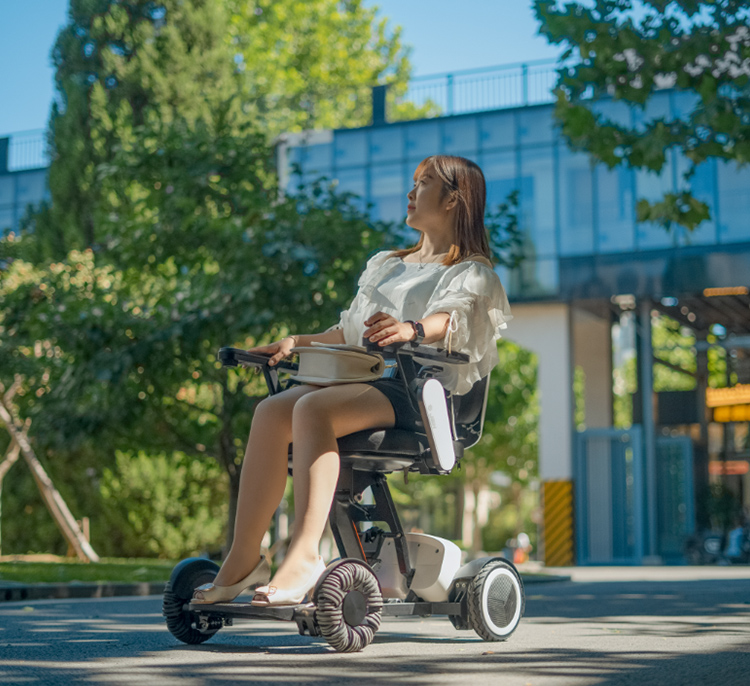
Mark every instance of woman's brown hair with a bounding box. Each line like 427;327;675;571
391;155;492;266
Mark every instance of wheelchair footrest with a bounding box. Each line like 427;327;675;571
381;600;464;617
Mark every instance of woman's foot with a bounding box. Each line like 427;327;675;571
192;556;270;605
252;555;327;607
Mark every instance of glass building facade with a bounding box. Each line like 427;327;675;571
283;91;750;303
0;168;48;235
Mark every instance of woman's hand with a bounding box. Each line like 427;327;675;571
363;312;415;346
246;336;298;366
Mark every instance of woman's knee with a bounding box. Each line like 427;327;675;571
251;387;318;433
291;392;330;428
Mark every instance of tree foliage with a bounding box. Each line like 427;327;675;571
534;0;750;231
225;0;433;135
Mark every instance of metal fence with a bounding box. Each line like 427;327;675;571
1;129;47;173
397;59;558;119
2;59;560;172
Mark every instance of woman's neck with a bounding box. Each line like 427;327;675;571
419;233;454;258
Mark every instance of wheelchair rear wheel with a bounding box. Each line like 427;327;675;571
314;559;383;652
163;558;221;644
467;559;524;641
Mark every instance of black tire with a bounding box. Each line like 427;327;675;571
162;559;221;645
314;560;383;653
467;559;524;641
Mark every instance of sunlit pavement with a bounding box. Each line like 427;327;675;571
1;568;749;685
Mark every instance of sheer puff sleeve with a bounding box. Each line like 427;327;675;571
334;250;397;344
422;260;512;395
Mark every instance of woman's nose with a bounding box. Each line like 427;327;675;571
407;188;415;200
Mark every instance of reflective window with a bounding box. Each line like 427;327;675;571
405;120;440;162
0;175;14;205
519;146;556;257
15;170;46;205
479;111;515;149
559;149;594;256
301;143;333;174
517;107;555;145
481;149;516;214
632;92;670;133
596;164;635;253
717;160;750;244
334;131;367;167
671;91;700;122
443;118;478;155
370;164;405;223
0;207;15;234
634;158;676;250
334;167;367;212
590;99;632;127
370;128;403;164
503;257;559;299
675;153;717;246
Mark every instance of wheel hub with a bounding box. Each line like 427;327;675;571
342;590;367;626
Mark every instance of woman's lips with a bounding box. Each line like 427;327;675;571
407;205;415;212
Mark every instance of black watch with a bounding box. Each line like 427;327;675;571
406;320;425;345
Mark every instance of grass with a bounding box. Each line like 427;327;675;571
0;558;178;585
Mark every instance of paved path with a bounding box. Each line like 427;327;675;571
1;568;749;685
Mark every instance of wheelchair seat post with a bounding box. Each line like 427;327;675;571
329;465;415;586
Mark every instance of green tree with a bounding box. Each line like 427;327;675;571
534;0;750;232
226;0;434;135
465;341;539;556
30;0;244;261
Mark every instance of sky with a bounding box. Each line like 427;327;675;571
0;0;562;137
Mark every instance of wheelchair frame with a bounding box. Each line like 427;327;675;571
163;342;525;652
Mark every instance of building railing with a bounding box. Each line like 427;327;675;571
1;59;561;172
396;58;559;119
0;129;48;173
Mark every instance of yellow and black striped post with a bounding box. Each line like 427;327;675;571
542;480;574;567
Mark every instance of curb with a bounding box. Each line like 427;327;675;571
0;581;166;603
0;572;570;603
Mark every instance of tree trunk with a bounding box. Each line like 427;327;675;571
0;441;21;556
0;402;99;562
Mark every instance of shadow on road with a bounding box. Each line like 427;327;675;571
0;577;748;684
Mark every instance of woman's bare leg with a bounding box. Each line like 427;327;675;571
265;384;395;590
213;383;320;586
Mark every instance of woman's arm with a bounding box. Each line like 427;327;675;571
364;311;450;347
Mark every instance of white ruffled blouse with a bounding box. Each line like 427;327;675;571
336;250;512;396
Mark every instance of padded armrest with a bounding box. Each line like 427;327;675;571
218;347;298;372
363;340;469;366
217;347;298;395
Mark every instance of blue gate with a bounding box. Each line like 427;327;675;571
575;428;695;564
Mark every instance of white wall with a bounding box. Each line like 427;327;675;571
572;307;613;429
503;303;574;481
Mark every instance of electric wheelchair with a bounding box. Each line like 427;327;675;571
163;340;525;652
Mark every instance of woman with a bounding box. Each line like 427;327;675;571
193;154;511;607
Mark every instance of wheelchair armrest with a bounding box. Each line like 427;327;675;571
217;347;299;396
363;340;469;366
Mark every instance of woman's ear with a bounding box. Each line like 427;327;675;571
445;192;459;212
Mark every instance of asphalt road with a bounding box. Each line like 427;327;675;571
1;570;749;686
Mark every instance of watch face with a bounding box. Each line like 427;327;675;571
414;321;425;342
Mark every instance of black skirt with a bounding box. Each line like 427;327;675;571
362;377;423;431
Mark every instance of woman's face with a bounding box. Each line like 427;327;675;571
405;168;453;231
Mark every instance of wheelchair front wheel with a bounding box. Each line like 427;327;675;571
163;558;221;645
467;559;524;641
314;559;383;652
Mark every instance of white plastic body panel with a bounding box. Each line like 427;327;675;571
419;377;456;472
374;533;463;602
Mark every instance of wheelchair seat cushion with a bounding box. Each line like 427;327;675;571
288;429;429;472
